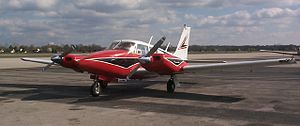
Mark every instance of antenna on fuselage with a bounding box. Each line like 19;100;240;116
148;36;153;51
165;42;170;52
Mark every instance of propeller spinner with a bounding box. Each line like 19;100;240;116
42;45;75;71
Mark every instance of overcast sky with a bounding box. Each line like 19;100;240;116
0;0;299;46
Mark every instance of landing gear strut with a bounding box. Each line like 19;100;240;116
167;74;177;93
90;80;108;97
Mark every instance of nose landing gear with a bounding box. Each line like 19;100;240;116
90;80;108;97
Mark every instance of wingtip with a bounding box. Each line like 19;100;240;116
20;57;26;61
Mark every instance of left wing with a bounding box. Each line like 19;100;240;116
21;58;53;64
183;58;296;72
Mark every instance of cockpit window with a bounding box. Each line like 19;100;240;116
108;42;118;49
108;41;135;51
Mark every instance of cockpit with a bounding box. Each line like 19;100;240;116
108;41;135;51
107;40;150;55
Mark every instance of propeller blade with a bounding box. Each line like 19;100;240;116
127;36;166;79
60;50;71;57
43;45;75;71
60;44;75;57
145;36;166;57
126;64;141;79
42;62;55;72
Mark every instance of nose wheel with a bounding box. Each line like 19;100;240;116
90;80;108;97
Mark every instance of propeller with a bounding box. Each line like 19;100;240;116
127;36;166;79
42;45;75;71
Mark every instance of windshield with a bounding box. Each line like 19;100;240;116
107;41;135;51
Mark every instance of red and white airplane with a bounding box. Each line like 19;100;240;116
22;25;296;97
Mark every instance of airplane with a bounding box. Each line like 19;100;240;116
21;25;296;97
260;48;300;61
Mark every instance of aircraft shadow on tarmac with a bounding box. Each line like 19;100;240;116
2;83;300;125
0;81;244;104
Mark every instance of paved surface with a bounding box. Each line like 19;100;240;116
0;53;299;126
0;57;48;69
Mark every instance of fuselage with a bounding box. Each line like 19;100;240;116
59;39;188;82
79;49;140;78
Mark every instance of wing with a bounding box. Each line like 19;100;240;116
186;60;226;63
21;58;53;64
183;58;296;72
260;50;298;56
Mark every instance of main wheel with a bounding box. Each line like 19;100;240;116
91;81;101;97
167;79;175;93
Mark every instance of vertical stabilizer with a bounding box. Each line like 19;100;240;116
173;24;191;60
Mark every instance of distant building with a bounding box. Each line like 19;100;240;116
47;47;53;52
34;48;41;53
10;49;15;54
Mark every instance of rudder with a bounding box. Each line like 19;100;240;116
173;24;191;60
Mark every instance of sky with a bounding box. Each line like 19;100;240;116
0;0;299;46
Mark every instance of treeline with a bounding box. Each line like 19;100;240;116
0;44;105;53
0;44;298;54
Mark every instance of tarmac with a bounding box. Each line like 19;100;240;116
0;52;299;126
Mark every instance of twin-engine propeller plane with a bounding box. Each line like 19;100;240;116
22;25;296;97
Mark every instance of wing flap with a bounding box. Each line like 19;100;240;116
21;58;53;64
183;58;296;72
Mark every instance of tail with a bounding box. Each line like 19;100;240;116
173;24;191;60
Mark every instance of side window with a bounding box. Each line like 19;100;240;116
137;44;147;55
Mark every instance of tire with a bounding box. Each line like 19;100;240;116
91;81;100;97
167;79;175;93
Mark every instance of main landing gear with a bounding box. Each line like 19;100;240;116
167;74;178;93
90;79;108;97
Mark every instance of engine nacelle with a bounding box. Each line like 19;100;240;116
141;54;187;75
61;54;84;72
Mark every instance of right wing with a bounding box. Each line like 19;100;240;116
21;58;53;64
183;58;296;72
260;50;298;56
